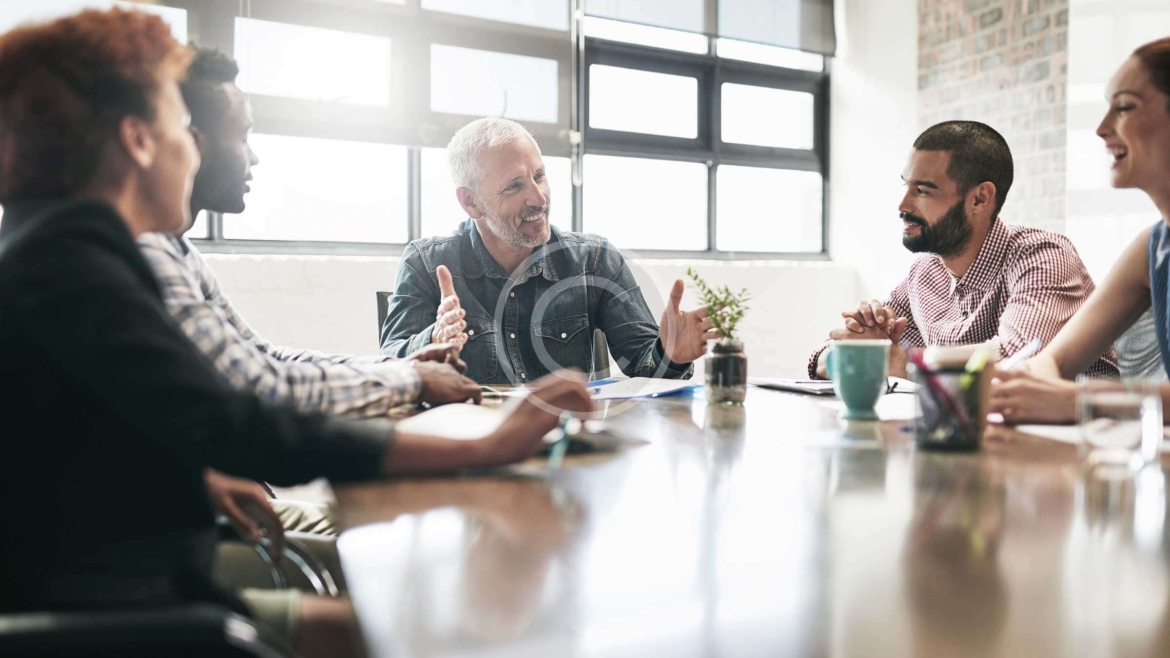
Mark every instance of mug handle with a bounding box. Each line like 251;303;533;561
825;347;835;381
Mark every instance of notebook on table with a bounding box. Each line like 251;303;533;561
749;377;918;396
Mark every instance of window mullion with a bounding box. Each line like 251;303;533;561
210;211;224;243
407;147;422;243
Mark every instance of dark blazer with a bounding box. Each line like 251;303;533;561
0;200;388;613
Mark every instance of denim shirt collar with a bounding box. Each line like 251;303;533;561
464;219;560;284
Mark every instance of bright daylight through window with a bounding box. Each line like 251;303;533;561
115;0;830;257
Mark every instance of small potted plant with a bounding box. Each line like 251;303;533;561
687;268;750;405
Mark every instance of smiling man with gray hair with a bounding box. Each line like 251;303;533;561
380;117;716;385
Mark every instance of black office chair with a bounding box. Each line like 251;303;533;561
216;521;341;598
0;605;296;657
376;291;611;379
376;290;393;344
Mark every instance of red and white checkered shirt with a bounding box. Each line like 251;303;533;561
809;219;1119;378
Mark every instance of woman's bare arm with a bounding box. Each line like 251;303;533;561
1042;226;1153;379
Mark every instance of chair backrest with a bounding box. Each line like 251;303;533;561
376;291;393;343
591;329;611;380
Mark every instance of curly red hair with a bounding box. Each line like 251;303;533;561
0;7;191;202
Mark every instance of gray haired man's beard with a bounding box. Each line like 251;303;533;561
901;199;972;258
484;207;551;249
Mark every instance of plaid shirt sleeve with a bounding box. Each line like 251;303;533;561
996;237;1119;377
185;242;400;367
139;234;421;416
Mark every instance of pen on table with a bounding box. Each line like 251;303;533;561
999;337;1042;371
546;412;572;473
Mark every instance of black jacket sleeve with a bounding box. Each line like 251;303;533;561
0;214;388;486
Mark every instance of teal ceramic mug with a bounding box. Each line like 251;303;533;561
826;339;891;420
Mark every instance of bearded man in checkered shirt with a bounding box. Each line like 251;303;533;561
810;121;1118;380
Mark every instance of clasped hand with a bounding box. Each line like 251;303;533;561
819;300;911;378
830;299;909;342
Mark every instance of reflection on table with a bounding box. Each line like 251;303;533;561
336;388;1170;658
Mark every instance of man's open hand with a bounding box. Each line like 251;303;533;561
658;279;721;364
432;265;468;348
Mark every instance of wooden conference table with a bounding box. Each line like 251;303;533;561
334;387;1170;658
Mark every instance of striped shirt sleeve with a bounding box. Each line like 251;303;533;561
138;233;421;417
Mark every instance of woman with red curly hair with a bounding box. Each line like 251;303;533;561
0;8;590;657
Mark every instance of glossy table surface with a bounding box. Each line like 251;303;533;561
335;388;1170;658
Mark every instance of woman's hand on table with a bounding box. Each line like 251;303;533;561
480;371;595;466
989;367;1077;425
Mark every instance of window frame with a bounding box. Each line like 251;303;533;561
137;0;830;259
580;35;831;260
160;0;571;256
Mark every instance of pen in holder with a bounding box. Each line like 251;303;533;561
909;344;995;451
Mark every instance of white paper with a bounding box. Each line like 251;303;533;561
588;377;698;400
1016;424;1170;451
393;402;640;452
887;377;918;394
395;403;504;440
1014;424;1081;445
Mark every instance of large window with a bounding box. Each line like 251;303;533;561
144;0;571;252
112;0;829;258
582;19;829;257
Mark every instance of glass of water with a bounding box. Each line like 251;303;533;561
1078;377;1163;473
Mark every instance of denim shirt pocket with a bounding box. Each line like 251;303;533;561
462;315;499;384
532;314;592;374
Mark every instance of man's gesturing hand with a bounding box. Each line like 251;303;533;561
413;360;482;405
432;265;468;348
204;469;284;558
658;279;721;364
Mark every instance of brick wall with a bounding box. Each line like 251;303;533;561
918;0;1069;233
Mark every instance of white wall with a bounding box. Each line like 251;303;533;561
1064;0;1170;283
206;254;857;379
827;0;920;301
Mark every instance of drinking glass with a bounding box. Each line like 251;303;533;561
1078;378;1163;473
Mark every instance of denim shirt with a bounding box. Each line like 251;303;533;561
380;220;693;385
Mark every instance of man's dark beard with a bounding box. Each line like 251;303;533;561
901;199;972;257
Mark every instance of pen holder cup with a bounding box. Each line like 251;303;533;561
910;346;994;451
